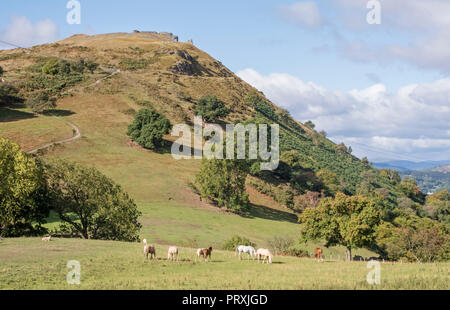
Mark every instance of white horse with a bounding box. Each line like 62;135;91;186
235;245;256;260
256;248;273;264
167;246;178;261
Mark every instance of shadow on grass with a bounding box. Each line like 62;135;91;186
242;203;298;224
0;106;36;122
152;140;203;156
41;109;76;117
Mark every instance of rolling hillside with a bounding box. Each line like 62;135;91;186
0;32;392;248
400;165;450;193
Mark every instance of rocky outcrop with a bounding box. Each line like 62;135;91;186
176;50;193;61
171;60;194;75
170;50;196;75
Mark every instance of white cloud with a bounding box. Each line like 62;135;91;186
334;0;450;31
339;0;450;72
278;2;324;29
237;68;450;161
280;0;450;73
0;16;59;49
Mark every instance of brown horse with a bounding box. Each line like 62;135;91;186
314;248;323;261
143;239;156;261
197;247;213;262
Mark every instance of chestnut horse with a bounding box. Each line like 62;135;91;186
314;248;323;261
197;247;213;262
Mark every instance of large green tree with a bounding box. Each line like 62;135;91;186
195;159;249;213
194;95;230;122
300;192;382;260
0;138;49;236
46;160;142;241
127;108;171;150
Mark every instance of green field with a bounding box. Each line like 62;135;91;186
0;238;448;290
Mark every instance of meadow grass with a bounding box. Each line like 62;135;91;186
0;106;74;152
0;238;448;290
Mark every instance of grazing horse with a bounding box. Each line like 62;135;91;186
197;247;213;262
314;248;323;261
167;246;179;261
42;236;52;242
143;239;156;261
235;245;256;260
256;248;273;264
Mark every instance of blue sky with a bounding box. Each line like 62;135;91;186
1;0;449;162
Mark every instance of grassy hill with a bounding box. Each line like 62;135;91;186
0;32;407;248
0;32;307;247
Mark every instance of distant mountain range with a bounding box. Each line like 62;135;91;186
373;161;450;193
373;160;450;171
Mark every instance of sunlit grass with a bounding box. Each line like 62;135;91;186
0;238;448;290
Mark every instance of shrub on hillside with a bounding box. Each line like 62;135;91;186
248;97;278;121
317;168;341;195
283;246;310;258
41;58;99;76
70;59;86;73
127;108;172;150
85;59;99;73
42;58;60;75
398;177;425;203
195;158;249;213
251;179;295;209
195;95;230;122
304;120;315;130
222;235;256;251
0;65;3;76
26;91;56;113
